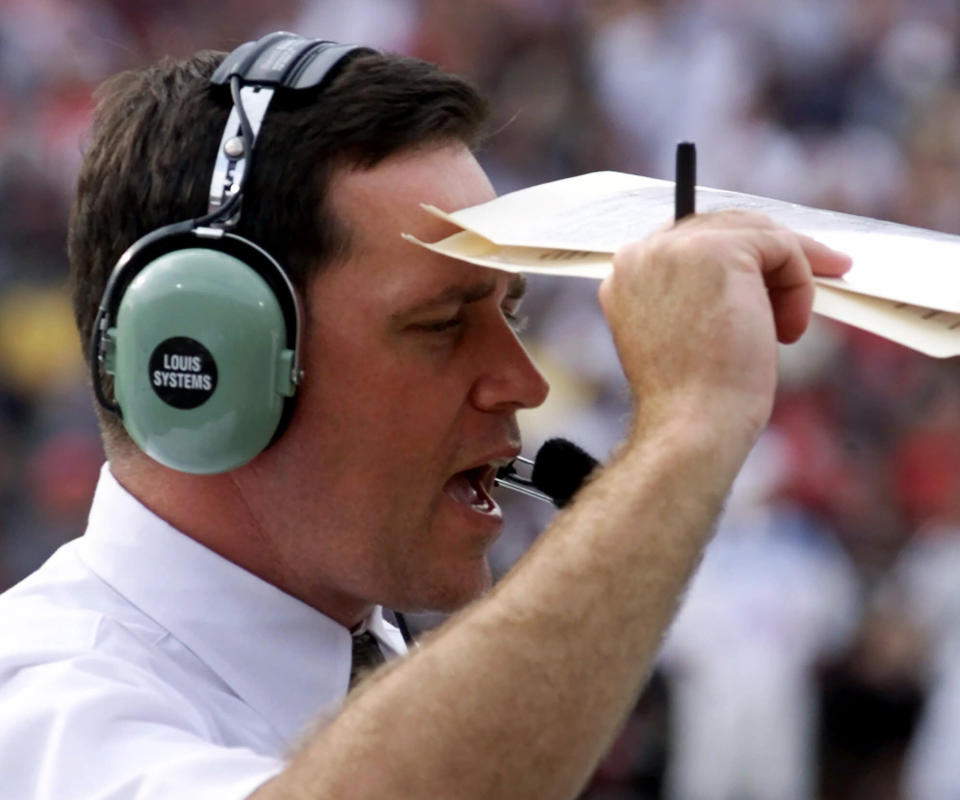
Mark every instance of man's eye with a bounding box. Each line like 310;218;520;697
503;309;529;333
418;316;463;333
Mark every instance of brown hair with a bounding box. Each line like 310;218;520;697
68;46;489;448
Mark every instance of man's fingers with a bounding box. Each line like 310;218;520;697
753;230;851;343
607;213;854;347
732;228;813;344
769;280;814;344
796;233;853;277
678;212;853;275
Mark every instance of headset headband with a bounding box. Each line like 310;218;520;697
207;33;369;223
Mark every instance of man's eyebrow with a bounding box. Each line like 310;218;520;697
398;273;528;316
506;273;528;301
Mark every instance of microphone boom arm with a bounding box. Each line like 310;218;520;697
495;441;598;508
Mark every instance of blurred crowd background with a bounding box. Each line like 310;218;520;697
2;1;960;798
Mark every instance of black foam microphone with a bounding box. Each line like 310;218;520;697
495;437;599;508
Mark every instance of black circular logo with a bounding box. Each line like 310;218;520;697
148;337;218;409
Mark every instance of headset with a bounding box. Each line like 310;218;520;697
89;32;373;474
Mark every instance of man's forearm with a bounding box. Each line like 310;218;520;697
253;420;744;800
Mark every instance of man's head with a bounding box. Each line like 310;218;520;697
68;44;489;456
68;40;550;622
238;143;549;619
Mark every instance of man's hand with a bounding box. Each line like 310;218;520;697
599;212;851;450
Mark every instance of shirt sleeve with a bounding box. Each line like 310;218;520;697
0;652;285;800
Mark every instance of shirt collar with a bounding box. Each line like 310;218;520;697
77;464;406;747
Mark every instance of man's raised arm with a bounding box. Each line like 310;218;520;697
252;213;851;800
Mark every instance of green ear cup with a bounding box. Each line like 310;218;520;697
109;247;296;474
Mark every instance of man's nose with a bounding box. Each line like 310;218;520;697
470;324;550;412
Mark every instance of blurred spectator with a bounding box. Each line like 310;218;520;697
659;431;860;800
891;413;960;800
893;523;960;800
818;585;926;800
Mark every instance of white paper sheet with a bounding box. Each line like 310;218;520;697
405;172;960;357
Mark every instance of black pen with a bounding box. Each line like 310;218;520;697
674;141;696;221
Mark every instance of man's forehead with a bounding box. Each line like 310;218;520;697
331;145;496;237
320;144;512;311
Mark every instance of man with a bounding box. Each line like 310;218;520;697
0;35;850;799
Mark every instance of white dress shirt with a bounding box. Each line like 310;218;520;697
0;464;406;800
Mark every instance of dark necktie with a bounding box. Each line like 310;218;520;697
349;631;385;690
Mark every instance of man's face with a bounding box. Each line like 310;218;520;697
246;144;549;621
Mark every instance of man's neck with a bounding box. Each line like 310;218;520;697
107;455;376;629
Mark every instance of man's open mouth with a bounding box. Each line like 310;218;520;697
443;465;498;513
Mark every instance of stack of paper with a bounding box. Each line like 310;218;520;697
404;172;960;358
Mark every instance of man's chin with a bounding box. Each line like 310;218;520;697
393;560;493;615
